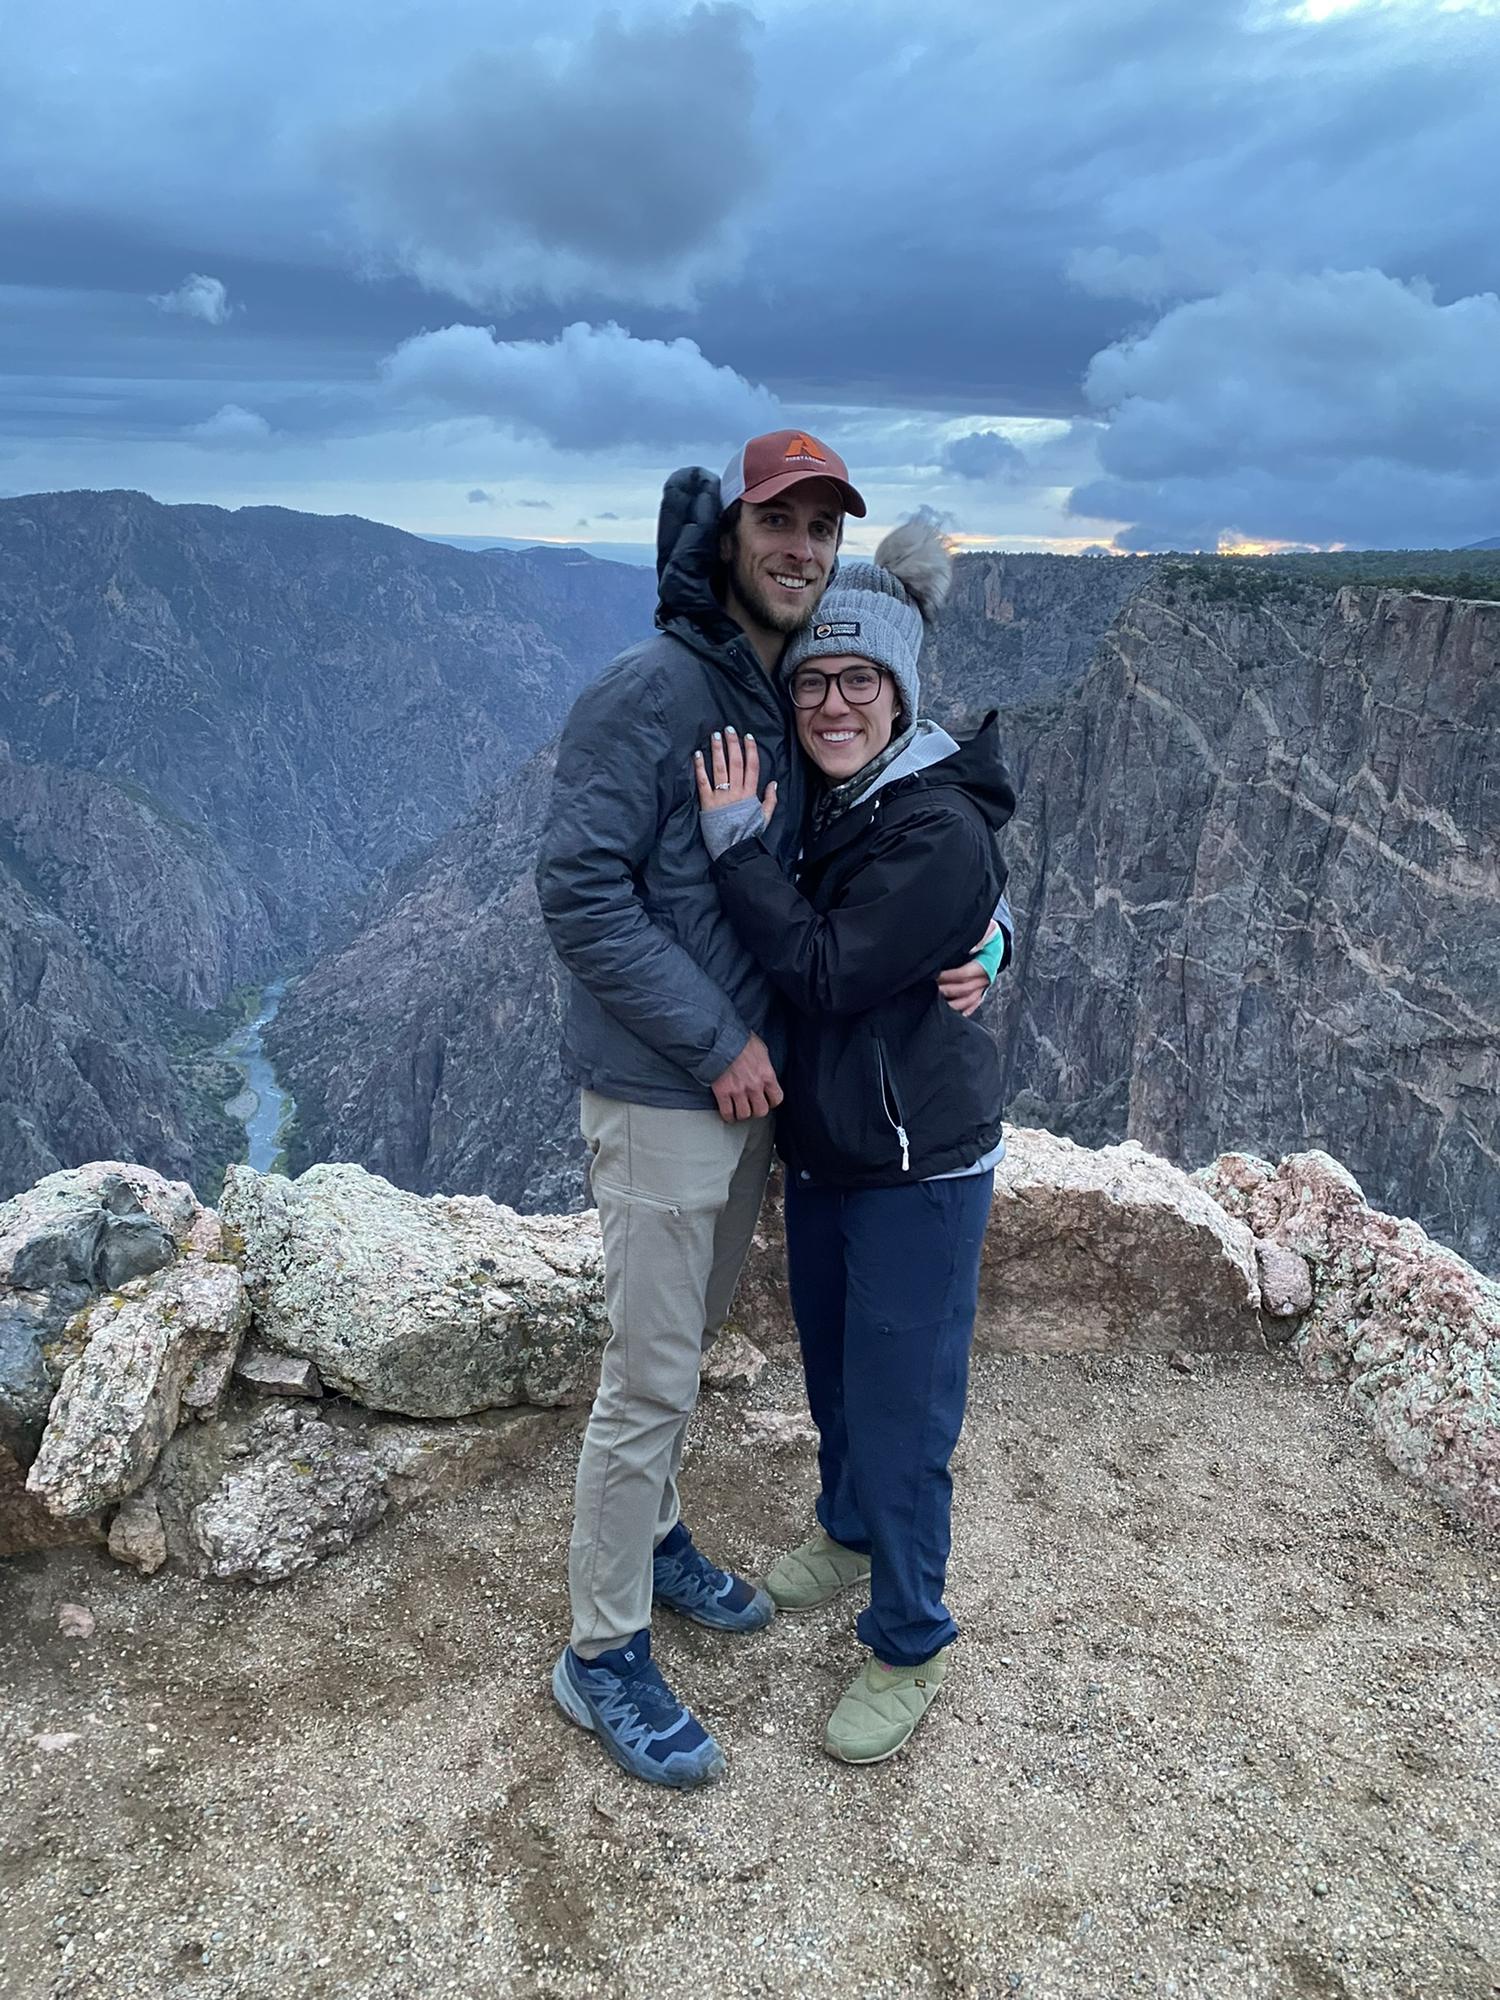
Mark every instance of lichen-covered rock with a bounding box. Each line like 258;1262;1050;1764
0;1164;205;1291
180;1332;242;1422
976;1129;1264;1353
1202;1149;1500;1530
191;1404;389;1583
742;1409;819;1448
701;1330;767;1390
0;1163;233;1467
26;1261;250;1519
59;1160;227;1262
1255;1241;1314;1321
0;1295;57;1463
733;1140;1266;1357
219;1163;607;1418
108;1489;168;1574
141;1393;552;1579
235;1343;323;1398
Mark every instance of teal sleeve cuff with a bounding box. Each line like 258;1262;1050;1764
974;928;1007;983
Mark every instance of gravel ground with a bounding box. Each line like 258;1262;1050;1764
1;1349;1496;2000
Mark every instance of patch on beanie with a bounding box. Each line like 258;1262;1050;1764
813;620;861;638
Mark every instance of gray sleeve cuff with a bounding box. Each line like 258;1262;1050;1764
698;796;767;861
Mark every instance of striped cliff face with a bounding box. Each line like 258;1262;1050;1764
988;578;1500;1276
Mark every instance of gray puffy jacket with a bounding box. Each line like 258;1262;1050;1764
535;468;808;1108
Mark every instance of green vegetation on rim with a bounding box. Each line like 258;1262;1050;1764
269;1099;302;1179
1160;547;1500;609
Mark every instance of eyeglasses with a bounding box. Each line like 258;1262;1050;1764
788;664;885;710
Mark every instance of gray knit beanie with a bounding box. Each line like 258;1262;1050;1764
782;513;953;722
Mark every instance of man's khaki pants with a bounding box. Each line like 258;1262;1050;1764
569;1088;774;1657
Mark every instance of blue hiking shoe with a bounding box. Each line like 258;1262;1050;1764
551;1630;727;1789
652;1521;775;1633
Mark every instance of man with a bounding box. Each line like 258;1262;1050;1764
536;430;995;1789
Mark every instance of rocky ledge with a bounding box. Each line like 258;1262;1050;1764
2;1133;1494;1584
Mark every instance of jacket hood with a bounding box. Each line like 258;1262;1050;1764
655;465;740;647
862;711;1016;834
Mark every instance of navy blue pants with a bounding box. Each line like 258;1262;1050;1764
782;1171;993;1668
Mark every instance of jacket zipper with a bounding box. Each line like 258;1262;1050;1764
874;1039;911;1173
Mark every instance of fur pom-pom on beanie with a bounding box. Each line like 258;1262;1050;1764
782;510;952;721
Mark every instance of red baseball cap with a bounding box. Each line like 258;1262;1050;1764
720;429;866;518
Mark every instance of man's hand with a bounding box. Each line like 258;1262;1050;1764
711;1032;784;1122
937;919;1000;1019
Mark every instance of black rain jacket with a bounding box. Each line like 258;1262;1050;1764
711;716;1016;1187
535;469;807;1106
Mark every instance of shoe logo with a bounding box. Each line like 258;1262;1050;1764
783;434;828;466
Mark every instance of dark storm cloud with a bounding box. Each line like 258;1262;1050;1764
379;319;777;449
941;430;1029;483
329;4;763;305
3;0;1498;548
679;249;1125;420
1069;270;1500;548
0;260;427;450
1064;10;1497;308
637;0;1499;432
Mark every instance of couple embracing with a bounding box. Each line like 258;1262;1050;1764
536;430;1016;1787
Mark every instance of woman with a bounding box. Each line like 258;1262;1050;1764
694;518;1015;1764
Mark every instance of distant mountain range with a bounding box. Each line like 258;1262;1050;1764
422;532;657;566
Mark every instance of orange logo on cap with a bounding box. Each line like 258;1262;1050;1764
783;433;828;465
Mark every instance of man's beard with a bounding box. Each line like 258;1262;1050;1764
727;552;826;637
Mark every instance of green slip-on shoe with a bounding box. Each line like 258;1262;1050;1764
824;1647;951;1765
764;1528;872;1612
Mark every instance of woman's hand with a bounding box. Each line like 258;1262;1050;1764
694;726;778;826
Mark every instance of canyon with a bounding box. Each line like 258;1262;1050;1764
3;491;1497;1272
272;564;1500;1273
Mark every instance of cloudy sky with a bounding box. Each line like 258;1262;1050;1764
3;0;1498;556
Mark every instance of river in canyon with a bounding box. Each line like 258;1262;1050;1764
218;977;295;1173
